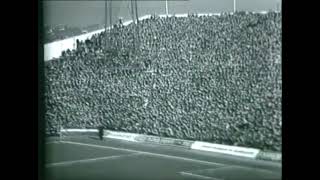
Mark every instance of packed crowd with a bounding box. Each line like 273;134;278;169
44;11;281;151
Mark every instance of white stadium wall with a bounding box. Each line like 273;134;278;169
44;29;106;61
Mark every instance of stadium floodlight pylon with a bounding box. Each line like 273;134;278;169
130;0;140;55
276;0;281;12
134;0;140;55
104;0;114;60
166;0;169;16
103;0;140;59
109;0;112;51
234;0;236;12
130;0;136;53
104;0;107;60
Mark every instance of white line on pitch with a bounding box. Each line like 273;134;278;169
46;152;142;168
179;172;223;180
184;166;228;174
59;141;226;166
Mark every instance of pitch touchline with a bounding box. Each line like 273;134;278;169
59;141;226;166
46;152;142;168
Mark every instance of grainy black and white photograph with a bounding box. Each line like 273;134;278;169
42;0;282;179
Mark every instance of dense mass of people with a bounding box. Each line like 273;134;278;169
44;11;282;151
